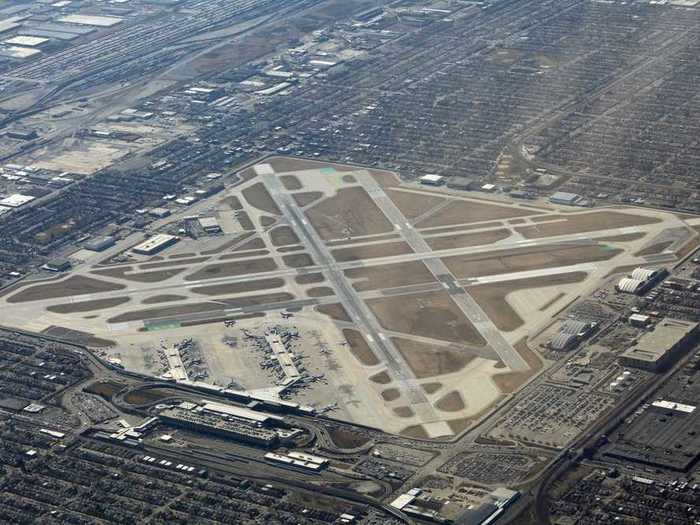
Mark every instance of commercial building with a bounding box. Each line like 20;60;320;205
132;234;179;255
84;236;116;252
419;174;445;186
446;176;479;191
42;258;71;272
198;216;221;233
549;191;582;206
616;267;667;295
620;318;699;371
149;207;171;219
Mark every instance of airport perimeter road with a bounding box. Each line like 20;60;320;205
355;171;529;371
261;173;442;425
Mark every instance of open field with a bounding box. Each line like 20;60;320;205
415;199;537;228
242;182;281;215
468;272;588;331
8;276;125;303
46;297;130;314
306;187;393;239
316;303;351;322
427;229;511;251
343;329;380;366
386;189;445;219
92;267;186;283
515;211;661;238
191;278;285;296
368;291;486;345
293;191;323;207
184;258;277;281
270;225;300;246
331;241;413;262
280;175;302;191
141;295;188;304
345;261;435;291
393;338;477;379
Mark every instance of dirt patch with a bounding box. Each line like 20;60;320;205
307;287;334;298
422;382;442;394
343;329;380;366
468;272;588;331
393;406;415;418
328;427;370;449
394;338;477;378
92;267;185;283
296;273;324;285
242;182;280;215
280;175;302;191
220;250;269;260
447;418;472;435
184;258;277;281
260;216;276;228
293;191;323;207
635;240;674;256
316;303;351;322
283;253;315;268
492;339;542;393
192;278;284;296
515;211;661;239
332;241;413;262
427;229;511;251
369;292;486;346
270;225;300;246
443;244;621;279
386;189;446;219
539;292;566;311
416;200;537;228
139;257;209;270
47;297;130;314
8;276;126;303
201;232;254;255
381;388;400;402
369;371;391;384
435;391;465;412
342;175;357;183
345;261;435;291
142;295;188;304
306;187;393;240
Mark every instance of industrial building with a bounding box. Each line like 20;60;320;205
84;236;116;252
616;267;667;295
264;451;328;472
446;176;479;191
42;258;71;272
549;320;596;351
549;191;582;206
132;234;179;255
419;174;445;186
198;216;221;233
620;318;699;371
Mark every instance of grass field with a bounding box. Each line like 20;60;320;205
393;338;477;378
8;276;126;303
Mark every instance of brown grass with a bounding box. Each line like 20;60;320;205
316;303;351;322
325;233;400;247
270;225;300;246
427;229;511;251
139;257;209;270
201;232;253;255
443;244;621;279
46;297;129;313
344;261;435;291
467;272;587;331
386;189;445;219
306;187;393;240
280;175;302;190
394;338;477;378
242;182;280;215
596;232;647;243
293;191;323;207
515;211;661;239
192;278;284;296
142;295;188;304
418;222;503;235
422;382;442;394
296;273;324;285
219;250;269;260
416;200;537;228
283;253;315;268
369;371;391;384
260;216;276;228
184;258;277;281
331;241;413;262
393;406;414;418
92;267;185;283
435;391;465;412
343;329;380;366
8;276;126;303
307;286;334;298
220;196;242;210
328;427;370;449
381;388;400;402
368;291;486;346
635;241;674;256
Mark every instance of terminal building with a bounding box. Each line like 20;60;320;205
132;234;179;255
620;318;699;371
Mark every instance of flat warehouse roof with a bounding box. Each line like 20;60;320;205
58;14;123;27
